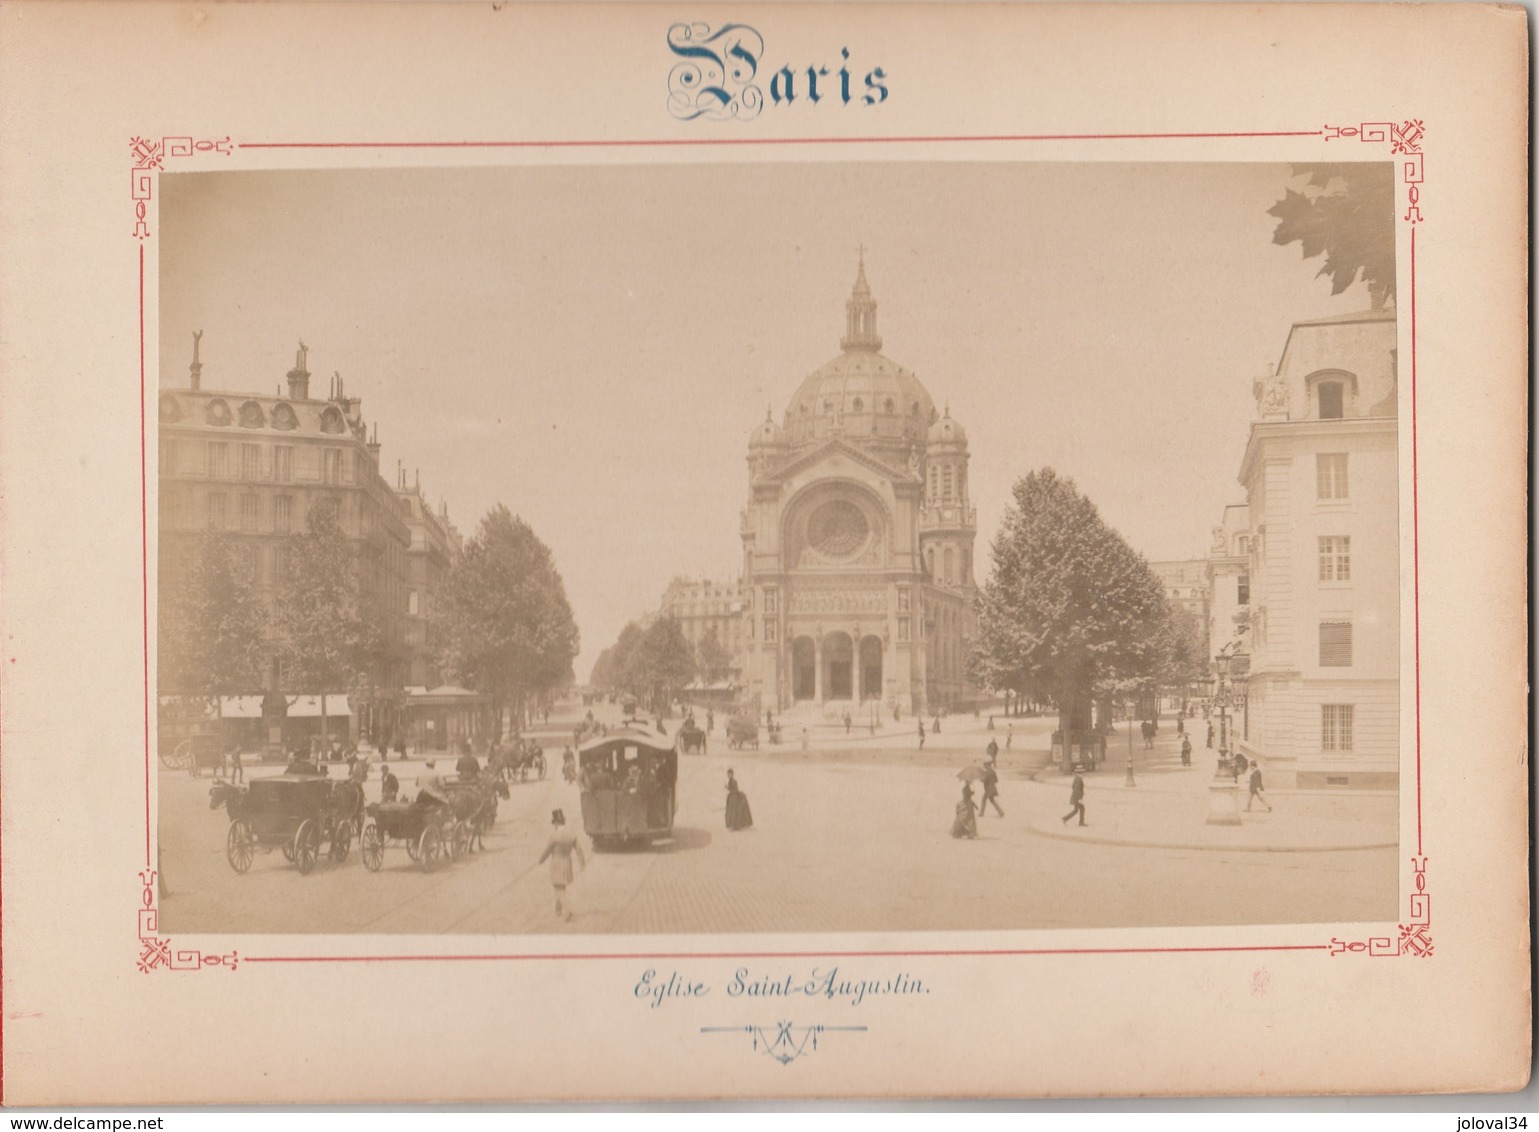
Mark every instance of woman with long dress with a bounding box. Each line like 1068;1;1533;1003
725;769;753;831
951;782;978;839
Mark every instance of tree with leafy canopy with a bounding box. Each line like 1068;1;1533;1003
970;468;1170;741
1269;163;1396;309
694;625;734;684
1157;600;1210;703
275;496;369;749
633;617;697;711
435;505;579;735
159;528;267;723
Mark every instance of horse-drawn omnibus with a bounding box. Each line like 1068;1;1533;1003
576;722;677;850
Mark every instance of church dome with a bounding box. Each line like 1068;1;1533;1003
782;256;936;447
927;408;967;447
748;413;784;449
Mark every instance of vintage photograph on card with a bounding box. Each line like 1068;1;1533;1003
152;159;1405;937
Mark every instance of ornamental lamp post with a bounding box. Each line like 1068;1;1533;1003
1205;649;1242;826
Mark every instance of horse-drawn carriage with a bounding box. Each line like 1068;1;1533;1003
360;799;468;873
725;715;759;751
443;773;508;841
505;741;546;782
214;774;362;875
678;719;707;755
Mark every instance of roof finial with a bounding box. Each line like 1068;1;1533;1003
188;329;203;391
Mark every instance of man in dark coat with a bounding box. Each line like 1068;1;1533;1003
979;755;1004;818
1247;763;1272;812
1061;772;1086;826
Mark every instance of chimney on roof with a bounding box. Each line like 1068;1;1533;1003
367;421;381;462
188;330;203;392
286;340;310;401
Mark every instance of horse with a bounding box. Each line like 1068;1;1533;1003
209;780;248;818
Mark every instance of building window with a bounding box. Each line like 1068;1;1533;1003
898;620;910;642
928;466;939;499
1318;382;1345;420
1318;535;1352;582
206;492;227;529
763;589;776;614
763;619;776;642
240;443;261;480
1319;621;1353;666
274;446;293;483
323;448;342;484
943;546;955;586
207;442;230;480
240;493;259;533
1321;704;1355;751
1237;573;1250;605
161;439;180;476
1317;453;1349;500
942;466;953;501
273;495;292;534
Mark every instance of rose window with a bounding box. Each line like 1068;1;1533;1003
807;500;870;560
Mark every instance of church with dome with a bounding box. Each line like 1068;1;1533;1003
738;256;978;720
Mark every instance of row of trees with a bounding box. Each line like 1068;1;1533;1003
968;468;1209;737
158;500;579;740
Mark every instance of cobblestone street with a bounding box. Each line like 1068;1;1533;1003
159;702;1399;936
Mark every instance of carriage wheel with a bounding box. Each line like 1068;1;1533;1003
294;821;319;875
485;797;499;828
418;826;441;873
450;821;470;861
534;753;546;780
360;823;384;872
226;820;255;874
282;842;296;862
329;820;352;864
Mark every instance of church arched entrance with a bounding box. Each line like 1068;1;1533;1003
860;636;883;701
822;632;853;701
791;637;816;702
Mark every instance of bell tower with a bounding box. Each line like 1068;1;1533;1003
840;246;882;353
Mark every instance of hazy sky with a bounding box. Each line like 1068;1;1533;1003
159;161;1387;679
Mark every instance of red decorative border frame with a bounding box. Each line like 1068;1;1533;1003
132;122;1430;971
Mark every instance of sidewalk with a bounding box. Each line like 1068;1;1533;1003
1022;729;1399;853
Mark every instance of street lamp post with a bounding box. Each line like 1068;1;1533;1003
1205;650;1242;826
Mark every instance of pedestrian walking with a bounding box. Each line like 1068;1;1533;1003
980;755;1004;818
1006;723;1013;750
1180;735;1192;766
800;726;810;752
932;716;941;734
951;782;978;839
1176;716;1184;736
985;737;1000;762
917;720;926;749
1247;763;1272;812
537;809;586;922
725;769;754;831
229;745;244;784
1206;721;1214;749
843;710;852;735
1061;771;1086;826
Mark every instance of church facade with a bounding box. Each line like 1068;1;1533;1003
738;259;978;720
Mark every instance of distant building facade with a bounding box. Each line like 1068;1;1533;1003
158;338;414;741
394;474;464;689
658;577;747;675
1205;502;1253;672
1149;558;1211;632
1236;310;1399;789
737;258;978;719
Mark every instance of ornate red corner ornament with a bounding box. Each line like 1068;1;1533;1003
1324;118;1425;223
130;135;232;239
137;869;239;974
